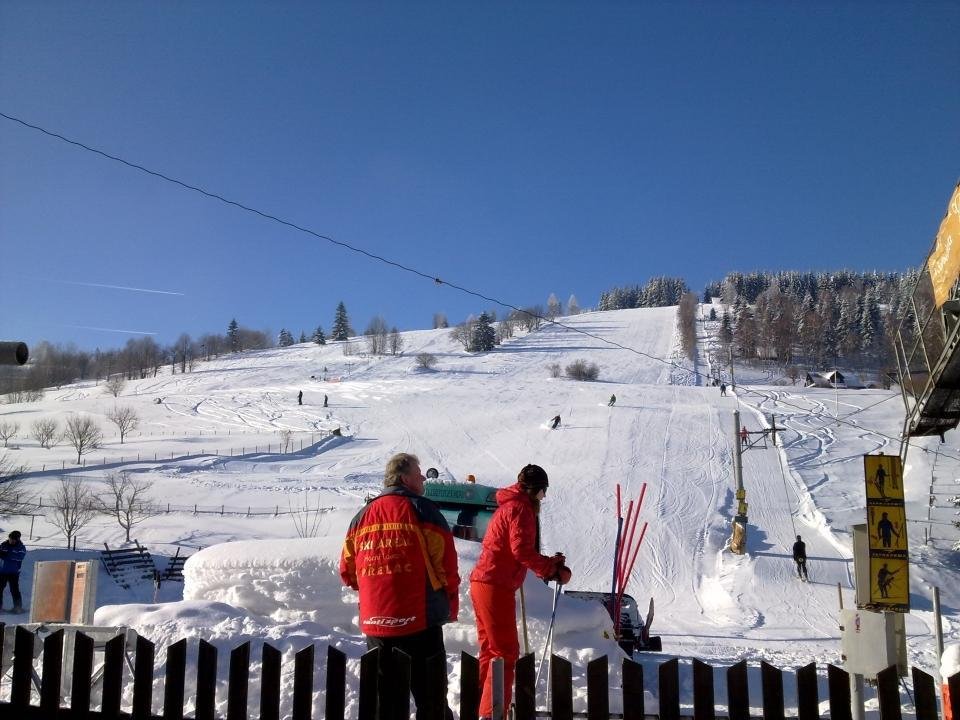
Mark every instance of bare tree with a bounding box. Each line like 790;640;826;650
389;327;404;356
432;313;449;329
63;415;103;464
567;295;580;315
0;421;18;447
95;472;160;542
104;375;126;397
364;316;389;355
50;477;97;548
565;359;600;381
106;406;140;444
31;418;60;449
0;452;29;515
415;353;438;370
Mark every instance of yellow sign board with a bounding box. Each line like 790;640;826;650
863;453;909;612
864;454;903;502
869;557;909;609
927;183;960;307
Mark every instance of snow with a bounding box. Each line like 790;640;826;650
2;305;959;716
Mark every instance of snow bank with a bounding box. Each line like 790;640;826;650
181;536;355;624
943;642;960;679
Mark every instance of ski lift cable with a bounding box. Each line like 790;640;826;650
5;110;954;464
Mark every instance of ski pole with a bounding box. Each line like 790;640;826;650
611;485;623;598
535;581;562;689
519;584;530;655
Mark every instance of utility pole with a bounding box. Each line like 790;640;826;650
731;410;747;552
728;346;736;392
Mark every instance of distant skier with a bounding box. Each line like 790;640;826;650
298;390;303;406
720;383;727;396
740;427;749;448
792;535;808;580
551;415;561;429
608;394;616;407
324;394;329;408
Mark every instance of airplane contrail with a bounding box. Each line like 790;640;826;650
55;280;185;296
63;325;158;336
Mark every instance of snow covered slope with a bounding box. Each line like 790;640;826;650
3;305;958;715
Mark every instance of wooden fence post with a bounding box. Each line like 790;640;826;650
827;664;852;720
164;638;188;720
728;659;750;720
692;658;716;720
196;639;218;720
133;634;156;719
659;657;680;720
875;665;902;720
512;653;534;720
761;660;785;720
71;631;95;714
102;634;126;717
261;643;282;720
40;628;65;717
293;643;315;720
587;655;609;720
551;654;574;720
910;667;938;720
358;648;380;720
462;651;483;720
325;646;347;720
227;641;251;720
622;658;644;720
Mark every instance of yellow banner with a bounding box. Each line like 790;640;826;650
927;183;960;307
863;455;903;501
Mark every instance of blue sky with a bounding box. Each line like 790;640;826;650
1;1;957;351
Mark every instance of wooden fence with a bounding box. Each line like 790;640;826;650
1;625;957;720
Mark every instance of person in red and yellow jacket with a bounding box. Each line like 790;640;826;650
470;464;572;720
340;452;460;720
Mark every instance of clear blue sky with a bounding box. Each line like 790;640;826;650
2;1;957;351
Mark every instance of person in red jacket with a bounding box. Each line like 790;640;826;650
470;464;572;720
340;453;460;720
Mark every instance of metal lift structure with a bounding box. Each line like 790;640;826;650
894;182;960;461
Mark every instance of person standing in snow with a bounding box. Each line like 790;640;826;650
792;535;808;580
740;426;749;448
608;394;617;406
720;382;727;396
0;531;27;612
551;415;561;429
324;394;329;408
297;390;303;406
470;464;572;720
340;453;460;720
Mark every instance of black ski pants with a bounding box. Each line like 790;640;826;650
794;558;808;579
366;625;453;720
0;573;22;608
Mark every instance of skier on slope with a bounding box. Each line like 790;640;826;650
551;415;561;429
792;535;809;580
470;465;572;720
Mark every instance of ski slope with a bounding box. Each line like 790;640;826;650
2;305;958;715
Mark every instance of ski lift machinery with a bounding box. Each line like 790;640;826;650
894;182;960;461
423;473;662;654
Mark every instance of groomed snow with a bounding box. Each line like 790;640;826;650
3;304;958;717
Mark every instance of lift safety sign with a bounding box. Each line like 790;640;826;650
863;454;909;612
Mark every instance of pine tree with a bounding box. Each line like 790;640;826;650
312;326;327;345
278;329;295;347
567;295;580;315
469;312;496;352
299;331;307;344
332;302;351;341
227;319;240;352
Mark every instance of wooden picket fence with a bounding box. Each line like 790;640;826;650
1;625;958;720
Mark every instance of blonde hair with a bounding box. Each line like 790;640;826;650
384;453;420;487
